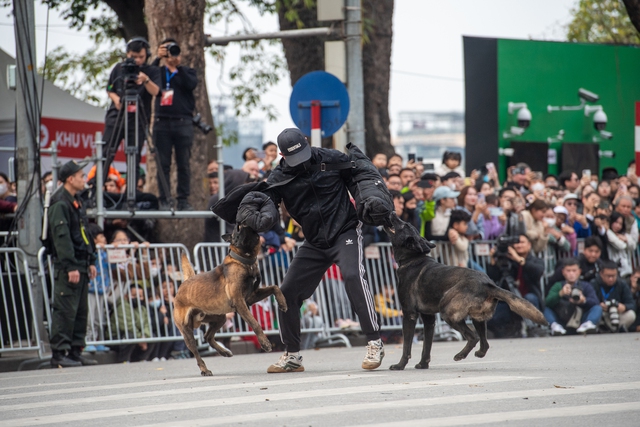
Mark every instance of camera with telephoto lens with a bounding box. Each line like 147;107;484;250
166;43;181;57
605;299;620;326
121;57;140;89
495;234;521;256
192;113;213;134
570;287;582;302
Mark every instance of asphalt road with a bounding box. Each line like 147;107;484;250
1;333;639;426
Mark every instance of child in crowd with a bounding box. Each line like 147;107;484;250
436;151;465;178
447;210;471;268
85;224;111;353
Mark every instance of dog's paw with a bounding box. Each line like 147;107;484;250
389;363;406;371
201;369;213;377
414;362;430;369
453;353;467;361
474;349;487;358
219;349;233;358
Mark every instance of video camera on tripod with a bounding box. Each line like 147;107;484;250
121;57;140;89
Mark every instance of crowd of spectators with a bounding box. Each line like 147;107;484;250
202;148;640;339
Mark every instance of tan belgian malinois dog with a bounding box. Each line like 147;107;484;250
174;223;287;376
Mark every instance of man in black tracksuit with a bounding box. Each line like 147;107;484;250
262;128;383;373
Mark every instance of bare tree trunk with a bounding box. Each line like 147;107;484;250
362;0;394;158
104;0;148;40
623;0;640;34
277;4;325;86
145;0;216;250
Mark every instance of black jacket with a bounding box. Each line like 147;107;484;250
263;147;358;249
155;65;198;119
590;275;637;313
48;187;96;272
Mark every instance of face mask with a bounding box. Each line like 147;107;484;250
149;299;162;309
150;267;159;278
543;218;556;227
45;181;54;193
590;181;597;190
0;183;8;195
448;183;456;190
130;298;141;309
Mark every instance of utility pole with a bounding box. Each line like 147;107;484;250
13;0;47;352
14;0;42;263
345;0;365;152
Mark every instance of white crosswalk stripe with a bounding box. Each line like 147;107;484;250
2;336;640;427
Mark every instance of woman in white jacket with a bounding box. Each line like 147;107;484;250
606;211;632;277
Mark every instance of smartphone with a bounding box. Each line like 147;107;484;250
582;169;591;178
424;163;435;172
486;162;495;171
620;184;627;192
408;153;416;162
477;193;485;204
534;171;543;181
489;207;503;217
417;156;423;163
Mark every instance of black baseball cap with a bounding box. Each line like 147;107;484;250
277;128;311;167
59;160;87;182
416;180;433;189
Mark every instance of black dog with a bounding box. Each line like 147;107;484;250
384;214;547;370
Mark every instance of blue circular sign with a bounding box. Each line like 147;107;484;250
289;71;350;137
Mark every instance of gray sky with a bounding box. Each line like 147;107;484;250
0;0;575;141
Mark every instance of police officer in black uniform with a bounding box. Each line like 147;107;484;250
48;161;98;368
152;38;198;211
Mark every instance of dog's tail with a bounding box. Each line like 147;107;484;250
488;284;548;326
181;253;195;281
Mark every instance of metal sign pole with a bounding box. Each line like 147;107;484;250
345;0;365;152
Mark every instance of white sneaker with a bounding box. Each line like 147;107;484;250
267;352;304;373
550;322;566;336
576;320;597;334
362;339;384;370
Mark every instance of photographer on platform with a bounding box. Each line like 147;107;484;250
486;234;545;337
591;260;637;332
152;38;198;211
103;38;160;184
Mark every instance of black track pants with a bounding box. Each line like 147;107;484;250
277;224;380;352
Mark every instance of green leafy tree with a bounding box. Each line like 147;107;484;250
567;0;640;44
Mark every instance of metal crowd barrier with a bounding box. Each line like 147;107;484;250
0;248;42;357
13;235;639;360
39;244;190;347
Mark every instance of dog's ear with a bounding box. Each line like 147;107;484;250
221;233;232;243
406;236;433;254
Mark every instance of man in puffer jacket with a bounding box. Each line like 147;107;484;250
261;128;384;373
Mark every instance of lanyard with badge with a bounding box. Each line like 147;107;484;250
160;68;177;106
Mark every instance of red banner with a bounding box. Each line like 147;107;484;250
39;118;144;163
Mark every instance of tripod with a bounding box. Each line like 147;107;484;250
102;86;172;211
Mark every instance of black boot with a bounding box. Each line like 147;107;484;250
51;350;82;368
69;347;98;366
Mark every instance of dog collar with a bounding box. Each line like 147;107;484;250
228;250;256;265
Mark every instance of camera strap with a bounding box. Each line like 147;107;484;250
601;285;615;301
165;68;177;90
